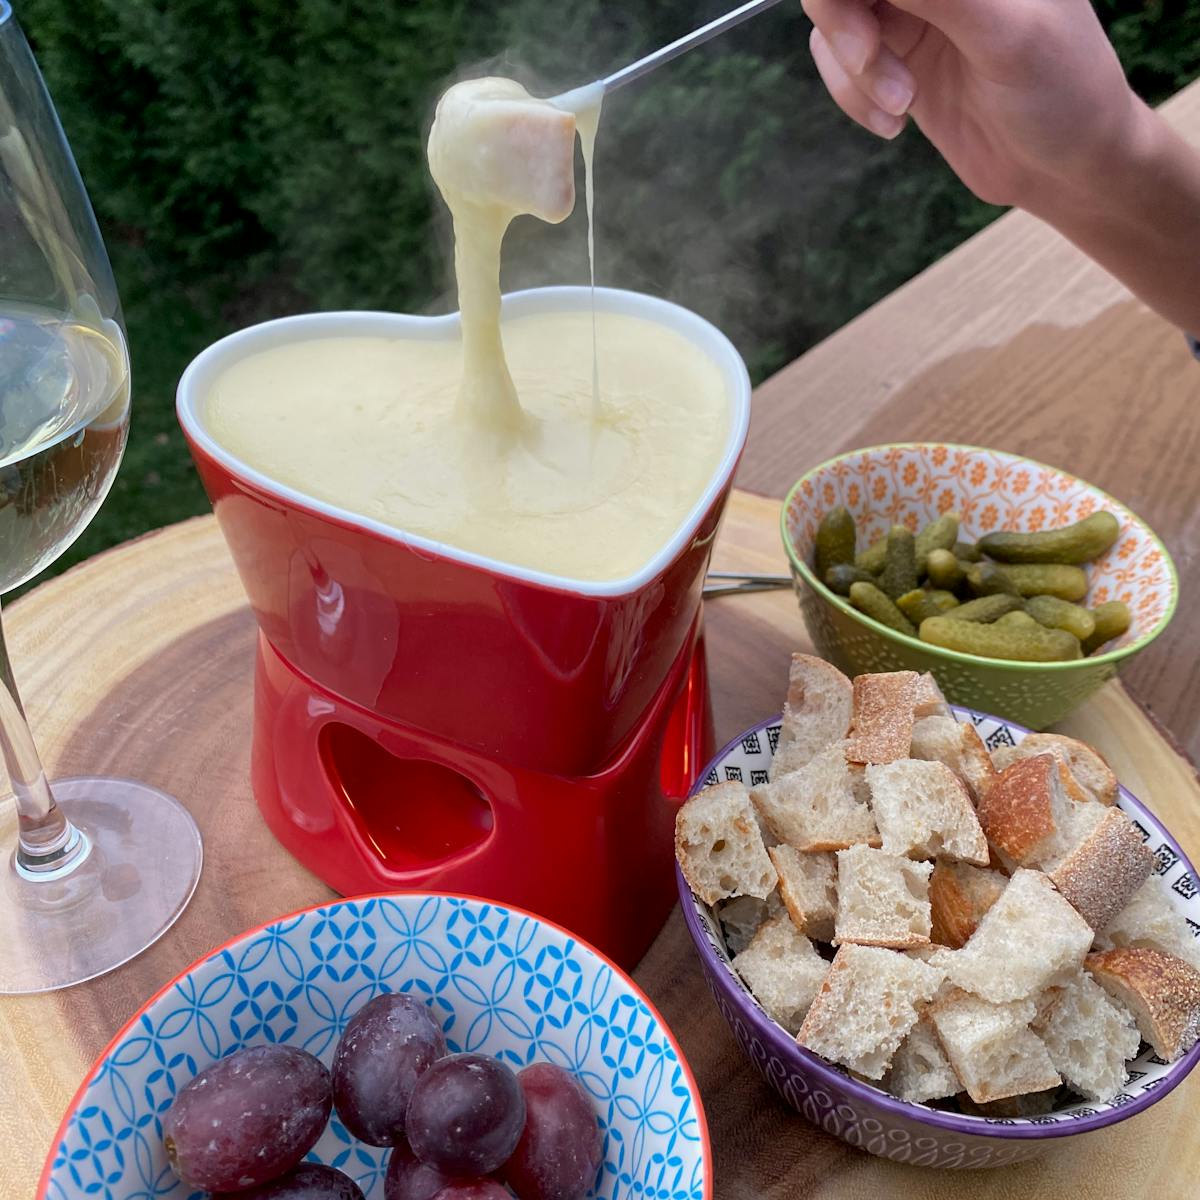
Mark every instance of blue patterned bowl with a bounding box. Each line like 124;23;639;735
677;708;1200;1168
40;894;710;1199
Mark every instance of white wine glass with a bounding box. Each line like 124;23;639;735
0;4;202;993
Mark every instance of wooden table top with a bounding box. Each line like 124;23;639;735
739;77;1200;764
6;497;1200;1200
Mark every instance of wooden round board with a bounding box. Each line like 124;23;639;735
3;490;1199;1198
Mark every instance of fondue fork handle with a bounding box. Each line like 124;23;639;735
552;0;788;107
703;572;793;599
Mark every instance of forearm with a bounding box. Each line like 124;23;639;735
1027;99;1200;335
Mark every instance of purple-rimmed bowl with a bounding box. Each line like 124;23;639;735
676;706;1200;1168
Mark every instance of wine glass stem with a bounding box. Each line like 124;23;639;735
0;603;83;872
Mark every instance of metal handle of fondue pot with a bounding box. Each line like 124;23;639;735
552;0;789;108
703;571;793;599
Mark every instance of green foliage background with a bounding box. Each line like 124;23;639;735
12;0;1200;582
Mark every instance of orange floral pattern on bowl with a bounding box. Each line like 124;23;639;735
786;444;1175;652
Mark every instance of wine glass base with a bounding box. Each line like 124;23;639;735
0;778;202;994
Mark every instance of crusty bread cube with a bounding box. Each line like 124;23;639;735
675;781;777;905
928;989;1060;1104
797;944;943;1079
960;1090;1060;1118
865;759;988;864
910;714;997;804
912;672;951;719
1087;946;1200;1062
949;869;1093;1002
834;846;932;949
715;891;784;957
768;654;853;781
885;1013;960;1103
929;861;1008;949
844;672;921;765
1044;806;1154;933
975;753;1064;867
1095;877;1200;971
752;743;879;852
1033;969;1140;1101
769;845;837;942
733;913;829;1034
993;733;1118;806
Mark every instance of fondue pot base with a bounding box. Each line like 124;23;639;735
250;617;714;969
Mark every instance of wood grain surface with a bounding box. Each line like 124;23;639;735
3;494;1200;1198
739;78;1200;764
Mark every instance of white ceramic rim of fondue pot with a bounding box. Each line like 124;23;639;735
177;286;752;597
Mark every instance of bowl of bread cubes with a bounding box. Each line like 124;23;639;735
782;443;1177;730
674;655;1200;1168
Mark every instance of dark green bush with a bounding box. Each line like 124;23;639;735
11;0;1200;577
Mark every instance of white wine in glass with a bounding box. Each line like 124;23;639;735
0;3;203;993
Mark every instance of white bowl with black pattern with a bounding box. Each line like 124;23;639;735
676;706;1200;1168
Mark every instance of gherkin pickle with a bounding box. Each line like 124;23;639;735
915;513;960;570
919;616;1082;662
896;589;960;624
878;526;919;600
925;548;966;591
943;594;1025;623
955;541;984;563
849;581;918;636
815;506;857;579
995;611;1041;630
856;533;889;575
824;563;876;595
994;563;1089;602
1082;600;1133;655
966;562;1021;597
977;512;1120;565
1025;595;1097;642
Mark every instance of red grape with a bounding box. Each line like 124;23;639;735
432;1183;511;1200
220;1163;365;1198
162;1045;332;1192
406;1053;526;1176
384;1140;459;1200
333;993;448;1146
502;1063;602;1200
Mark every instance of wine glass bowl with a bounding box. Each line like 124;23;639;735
0;3;202;993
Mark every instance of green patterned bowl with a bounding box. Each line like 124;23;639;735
782;443;1178;729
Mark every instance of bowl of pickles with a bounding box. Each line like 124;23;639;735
782;443;1177;728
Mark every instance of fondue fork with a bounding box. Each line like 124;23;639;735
552;0;789;109
703;571;793;599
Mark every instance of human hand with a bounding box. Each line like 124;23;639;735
801;0;1139;212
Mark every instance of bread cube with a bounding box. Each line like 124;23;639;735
909;714;997;804
928;989;1060;1104
993;733;1118;806
733;913;829;1034
949;869;1093;1002
768;654;853;780
865;759;988;864
715;891;783;957
834;845;933;949
752;743;879;852
1044;806;1154;932
885;1013;960;1103
675;781;777;905
975;753;1063;867
1034;969;1140;1101
912;672;952;719
769;845;837;942
797;944;943;1079
1087;946;1200;1062
929;860;1007;949
844;672;921;765
1096;877;1200;971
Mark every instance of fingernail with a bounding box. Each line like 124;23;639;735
830;31;871;75
872;75;913;116
867;108;905;139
